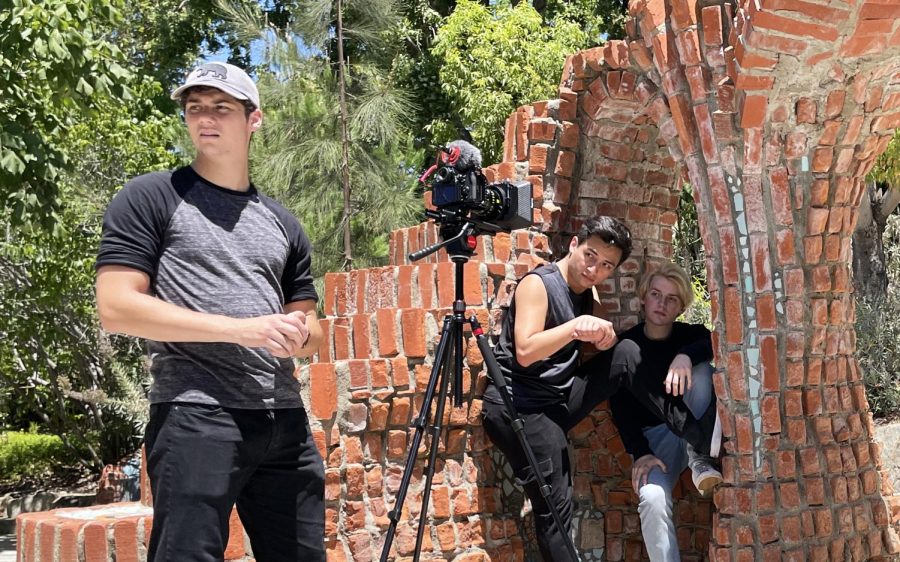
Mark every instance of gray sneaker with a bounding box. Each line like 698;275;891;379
689;455;723;497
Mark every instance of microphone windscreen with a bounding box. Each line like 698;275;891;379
446;140;482;171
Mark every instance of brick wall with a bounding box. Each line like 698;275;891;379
307;1;900;561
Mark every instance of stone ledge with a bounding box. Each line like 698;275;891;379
16;503;252;562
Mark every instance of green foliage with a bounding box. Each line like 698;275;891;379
539;0;628;44
430;0;587;163
858;213;900;419
681;277;712;329
222;0;423;275
0;0;130;226
857;293;900;419
0;429;73;482
0;76;184;469
870;129;900;188
391;0;625;153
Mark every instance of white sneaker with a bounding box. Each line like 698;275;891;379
690;456;723;497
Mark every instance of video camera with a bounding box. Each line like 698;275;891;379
422;140;533;233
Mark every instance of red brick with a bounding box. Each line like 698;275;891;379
559;121;580;148
310;363;337;420
744;23;809;57
740;94;768;129
812;147;833;173
761;394;782;434
555;150;576;178
83;521;110;562
751;10;839;42
734;38;778;71
668;93;698;156
841;34;887;57
224;510;245;559
796;98;817;124
751;234;772;291
824;90;846;119
400;309;427;357
528;144;549;174
375;308;399;357
735;73;776;91
333;318;351;360
769;167;793;227
352;314;371;358
760;0;849;24
528;120;557;142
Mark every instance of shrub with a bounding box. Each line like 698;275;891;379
856;292;900;419
0;428;74;482
858;213;900;419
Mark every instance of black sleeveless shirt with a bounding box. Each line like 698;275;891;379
484;262;593;409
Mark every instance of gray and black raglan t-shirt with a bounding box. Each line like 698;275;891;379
96;166;318;409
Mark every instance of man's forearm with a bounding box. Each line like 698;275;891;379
515;321;579;367
98;290;243;344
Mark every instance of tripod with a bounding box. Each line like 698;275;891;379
379;219;580;562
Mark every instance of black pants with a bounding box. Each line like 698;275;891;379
144;403;326;562
482;342;713;561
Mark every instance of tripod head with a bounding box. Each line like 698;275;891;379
408;208;506;263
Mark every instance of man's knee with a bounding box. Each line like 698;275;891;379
685;361;714;415
612;338;641;364
692;361;713;380
637;483;673;520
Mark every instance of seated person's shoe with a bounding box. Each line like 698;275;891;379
689;455;723;497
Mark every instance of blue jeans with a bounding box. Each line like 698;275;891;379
637;363;714;562
144;403;325;562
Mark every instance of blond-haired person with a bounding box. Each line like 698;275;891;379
609;262;721;561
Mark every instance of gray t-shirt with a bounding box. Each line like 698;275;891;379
96;166;318;409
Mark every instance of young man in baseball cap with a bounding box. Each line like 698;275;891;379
96;61;326;561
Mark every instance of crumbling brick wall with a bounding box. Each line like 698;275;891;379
308;1;900;562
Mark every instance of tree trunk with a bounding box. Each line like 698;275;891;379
336;0;353;271
852;181;900;303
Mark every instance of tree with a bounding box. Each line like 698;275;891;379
115;0;302;94
221;0;422;276
853;130;900;302
0;0;130;226
429;0;587;163
0;80;185;468
391;0;626;157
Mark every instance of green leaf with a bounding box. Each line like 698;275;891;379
1;149;26;175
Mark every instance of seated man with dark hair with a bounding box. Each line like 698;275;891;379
481;218;719;562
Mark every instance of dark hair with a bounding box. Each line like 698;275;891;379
178;85;256;117
577;216;632;264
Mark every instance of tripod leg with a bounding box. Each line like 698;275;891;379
413;319;458;560
470;316;581;562
379;315;454;562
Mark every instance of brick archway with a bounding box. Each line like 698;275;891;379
469;1;900;559
311;2;900;561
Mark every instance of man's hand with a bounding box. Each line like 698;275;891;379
664;353;693;396
235;314;308;358
632;454;667;493
571;315;616;349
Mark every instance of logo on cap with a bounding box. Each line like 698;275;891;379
196;63;228;81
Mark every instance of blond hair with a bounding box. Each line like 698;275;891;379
637;262;693;311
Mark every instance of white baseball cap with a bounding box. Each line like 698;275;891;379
171;62;260;109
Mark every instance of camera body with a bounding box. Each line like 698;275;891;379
430;161;533;232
